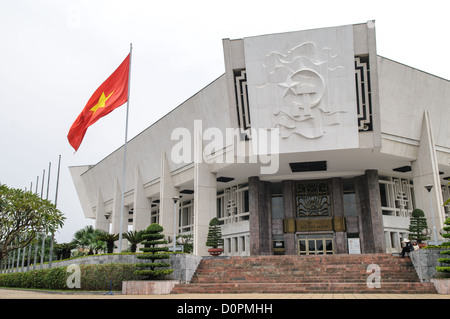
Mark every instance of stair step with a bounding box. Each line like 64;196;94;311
191;277;420;283
171;254;437;294
172;282;437;294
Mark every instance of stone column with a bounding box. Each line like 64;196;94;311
282;180;296;255
367;170;385;253
331;178;347;254
249;176;272;255
392;232;400;251
384;231;392;253
355;170;385;254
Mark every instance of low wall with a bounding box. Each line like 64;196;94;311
430;278;450;294
122;280;180;295
7;253;202;283
410;248;447;282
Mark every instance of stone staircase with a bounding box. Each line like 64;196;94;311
171;254;437;294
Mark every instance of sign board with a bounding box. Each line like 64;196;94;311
348;238;361;254
273;240;285;249
296;219;333;232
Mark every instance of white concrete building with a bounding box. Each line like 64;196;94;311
70;21;450;256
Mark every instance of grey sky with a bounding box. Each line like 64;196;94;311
1;0;449;243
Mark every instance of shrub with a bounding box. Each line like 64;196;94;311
123;230;145;252
97;232;119;253
0;263;139;290
0;268;66;289
80;263;139;290
436;218;450;276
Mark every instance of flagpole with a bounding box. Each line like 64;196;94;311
49;154;61;268
118;43;132;253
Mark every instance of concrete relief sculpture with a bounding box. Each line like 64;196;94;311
261;42;346;139
244;26;358;152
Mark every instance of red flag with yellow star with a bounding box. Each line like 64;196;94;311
68;54;130;151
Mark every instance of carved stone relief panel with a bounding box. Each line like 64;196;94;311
244;26;359;153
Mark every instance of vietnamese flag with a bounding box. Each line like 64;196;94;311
68;54;130;151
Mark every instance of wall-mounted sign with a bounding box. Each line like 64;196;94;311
273;240;285;249
296;219;333;232
348;238;361;254
284;217;347;233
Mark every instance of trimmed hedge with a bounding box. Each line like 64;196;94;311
0;263;139;291
0;267;67;290
80;264;139;290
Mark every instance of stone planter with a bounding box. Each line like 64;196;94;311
122;280;179;295
410;248;447;282
208;248;224;257
430;278;450;294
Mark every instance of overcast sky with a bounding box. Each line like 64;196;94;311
1;0;449;243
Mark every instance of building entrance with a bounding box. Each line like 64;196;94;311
297;234;334;255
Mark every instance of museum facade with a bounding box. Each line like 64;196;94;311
70;21;450;256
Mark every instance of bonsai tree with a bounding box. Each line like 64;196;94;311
437;217;450;276
206;217;224;256
135;223;173;279
176;233;193;253
408;209;429;243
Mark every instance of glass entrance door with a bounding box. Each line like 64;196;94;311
298;234;334;255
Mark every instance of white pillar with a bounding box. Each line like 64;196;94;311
133;165;151;232
392;232;400;251
384;231;391;253
193;128;217;256
94;189;108;232
412;111;445;242
159;151;179;242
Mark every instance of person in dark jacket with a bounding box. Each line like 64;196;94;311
401;239;413;258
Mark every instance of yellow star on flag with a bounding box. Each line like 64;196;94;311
90;91;114;114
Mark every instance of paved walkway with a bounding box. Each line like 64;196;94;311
0;288;449;299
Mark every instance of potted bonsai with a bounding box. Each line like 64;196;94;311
408;208;430;247
206;217;224;257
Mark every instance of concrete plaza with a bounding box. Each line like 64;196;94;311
0;288;449;299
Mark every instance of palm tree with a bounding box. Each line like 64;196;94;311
123;230;144;252
54;242;77;260
97;231;119;253
72;225;105;255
